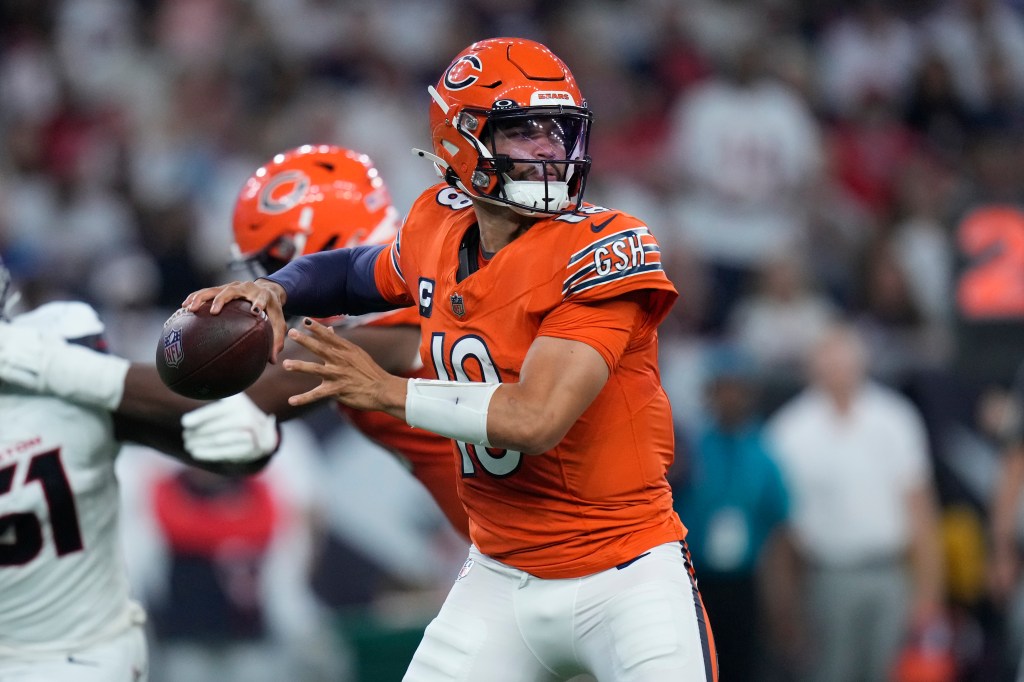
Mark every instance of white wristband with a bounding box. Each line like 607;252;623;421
405;378;500;447
45;344;131;411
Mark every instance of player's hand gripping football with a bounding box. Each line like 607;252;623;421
283;317;408;415
183;280;288;363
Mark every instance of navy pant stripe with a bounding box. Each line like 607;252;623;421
680;540;717;682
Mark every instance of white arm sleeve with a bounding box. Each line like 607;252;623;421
0;321;129;411
404;378;500;447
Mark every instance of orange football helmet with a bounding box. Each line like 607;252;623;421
415;37;592;216
231;144;400;276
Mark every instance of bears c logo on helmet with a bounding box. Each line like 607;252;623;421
258;170;310;215
444;54;482;90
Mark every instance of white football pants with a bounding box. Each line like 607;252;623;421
0;622;147;682
403;541;717;682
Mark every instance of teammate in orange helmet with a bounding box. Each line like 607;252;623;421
226;144;468;537
186;37;717;681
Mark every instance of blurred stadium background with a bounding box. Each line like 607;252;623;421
6;0;1024;680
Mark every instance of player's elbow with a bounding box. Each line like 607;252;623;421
490;385;579;454
497;412;570;455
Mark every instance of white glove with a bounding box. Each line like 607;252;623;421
0;320;129;410
182;392;279;462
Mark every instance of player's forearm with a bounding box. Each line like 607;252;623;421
118;412;271;477
402;337;608;453
263;246;396;318
484;336;609;453
402;379;582;454
112;412;224;473
486;383;577;453
119;364;206;426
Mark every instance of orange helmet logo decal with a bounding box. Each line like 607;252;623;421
444;54;482;91
258;170;310;215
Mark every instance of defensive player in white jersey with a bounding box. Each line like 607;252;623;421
0;262;277;682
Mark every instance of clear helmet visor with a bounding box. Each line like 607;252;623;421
468;108;592;215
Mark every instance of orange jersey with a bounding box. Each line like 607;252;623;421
373;184;685;579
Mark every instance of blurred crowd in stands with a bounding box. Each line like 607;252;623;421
7;0;1024;679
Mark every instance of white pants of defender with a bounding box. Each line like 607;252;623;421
403;541;715;682
0;623;147;682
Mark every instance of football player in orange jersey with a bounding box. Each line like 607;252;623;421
185;38;718;681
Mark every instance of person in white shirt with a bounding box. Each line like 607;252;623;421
662;36;823;332
767;322;946;682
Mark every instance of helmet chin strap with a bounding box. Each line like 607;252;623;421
290;232;309;260
413;148;449;180
414;146;484;197
414;147;571;216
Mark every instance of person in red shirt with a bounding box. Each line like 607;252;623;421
186;37;717;681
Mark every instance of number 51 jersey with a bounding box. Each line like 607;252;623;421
0;389;142;655
374;184;686;579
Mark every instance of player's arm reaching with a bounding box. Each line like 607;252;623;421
0;316;278;473
186;245;397;362
0;197;416;475
287;317;612;454
242;322;421;421
0;296;419;468
185;252;644;454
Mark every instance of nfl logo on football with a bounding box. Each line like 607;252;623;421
163;327;184;368
450;292;466;317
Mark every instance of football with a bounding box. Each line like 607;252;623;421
156;299;273;400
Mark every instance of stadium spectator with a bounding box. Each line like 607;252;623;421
671;345;797;681
117;424;348;682
726;253;838;396
767;322;947;682
814;0;922;119
661;32;824;333
922;0;1024;114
